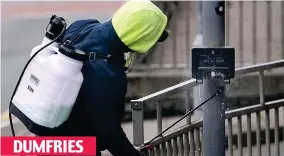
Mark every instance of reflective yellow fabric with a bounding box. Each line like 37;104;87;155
112;0;168;54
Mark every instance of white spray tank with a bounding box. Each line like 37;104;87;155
9;15;89;135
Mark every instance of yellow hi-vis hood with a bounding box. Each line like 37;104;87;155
112;0;168;54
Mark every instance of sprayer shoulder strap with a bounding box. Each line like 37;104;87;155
62;20;113;62
63;20;99;45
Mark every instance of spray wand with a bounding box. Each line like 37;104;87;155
138;87;224;154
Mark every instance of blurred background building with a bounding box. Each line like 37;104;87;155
1;0;284;119
2;0;283;117
127;1;284;115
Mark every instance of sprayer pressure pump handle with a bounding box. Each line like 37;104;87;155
45;15;66;42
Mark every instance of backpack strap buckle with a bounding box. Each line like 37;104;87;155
88;52;112;62
89;52;97;61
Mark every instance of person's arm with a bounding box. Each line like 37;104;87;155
83;68;141;156
102;123;142;156
86;90;141;156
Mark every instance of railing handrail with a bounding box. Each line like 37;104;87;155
131;60;284;103
148;98;284;147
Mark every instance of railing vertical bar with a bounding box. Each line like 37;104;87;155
259;71;265;105
157;144;164;156
185;89;192;125
239;1;244;67
190;130;195;156
186;1;191;67
267;1;272;62
147;150;151;156
265;109;271;156
252;1;257;64
149;148;154;156
237;116;243;156
132;101;144;146
195;128;201;156
156;101;162;134
256;112;262;156
178;136;184;156
172;138;178;156
184;133;190;156
160;142;166;156
228;118;233;156
274;107;280;156
166;140;172;156
247;114;252;156
154;146;160;156
200;128;203;156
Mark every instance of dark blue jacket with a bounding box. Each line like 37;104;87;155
40;19;141;156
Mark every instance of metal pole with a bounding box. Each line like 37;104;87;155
201;1;226;156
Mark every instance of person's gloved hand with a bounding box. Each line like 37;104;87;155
134;146;149;156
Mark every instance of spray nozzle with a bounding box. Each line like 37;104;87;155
50;15;57;22
46;15;57;31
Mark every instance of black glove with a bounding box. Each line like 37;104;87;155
135;145;150;156
140;148;149;156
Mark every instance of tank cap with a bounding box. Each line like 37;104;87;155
58;44;87;61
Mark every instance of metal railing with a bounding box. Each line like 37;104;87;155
131;60;284;155
130;1;284;77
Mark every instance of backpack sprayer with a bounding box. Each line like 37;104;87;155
8;14;170;137
8;15;93;136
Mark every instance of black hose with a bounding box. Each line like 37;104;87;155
9;23;67;137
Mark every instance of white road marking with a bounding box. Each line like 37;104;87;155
1;109;21;129
1;109;12;120
1;119;21;129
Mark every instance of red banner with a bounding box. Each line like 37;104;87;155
1;136;96;155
